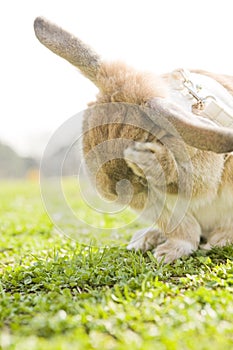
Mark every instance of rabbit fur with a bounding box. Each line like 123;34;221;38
83;62;233;262
34;18;233;263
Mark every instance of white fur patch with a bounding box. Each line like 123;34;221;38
154;239;195;263
127;228;165;252
192;187;233;233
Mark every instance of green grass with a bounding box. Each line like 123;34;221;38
0;180;233;350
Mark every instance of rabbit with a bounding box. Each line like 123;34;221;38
34;17;233;263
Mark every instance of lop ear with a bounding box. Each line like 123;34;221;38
146;98;233;153
34;17;101;84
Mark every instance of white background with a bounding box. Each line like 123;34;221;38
1;0;233;156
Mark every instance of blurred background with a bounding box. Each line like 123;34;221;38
1;0;233;178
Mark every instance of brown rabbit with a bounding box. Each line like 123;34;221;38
34;17;233;262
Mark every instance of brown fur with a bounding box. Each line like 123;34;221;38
95;61;168;104
82;65;233;262
83;66;227;206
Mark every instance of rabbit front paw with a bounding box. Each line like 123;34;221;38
153;239;196;263
127;228;166;252
124;141;164;179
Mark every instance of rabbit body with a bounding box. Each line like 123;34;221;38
34;18;233;262
83;62;233;262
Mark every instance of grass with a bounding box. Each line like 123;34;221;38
0;180;233;349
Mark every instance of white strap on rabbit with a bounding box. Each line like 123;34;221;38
170;69;233;129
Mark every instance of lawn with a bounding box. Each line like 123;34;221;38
0;180;233;350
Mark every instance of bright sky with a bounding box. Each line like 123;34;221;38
1;0;233;156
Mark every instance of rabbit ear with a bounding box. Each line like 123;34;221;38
147;98;233;153
34;17;101;84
